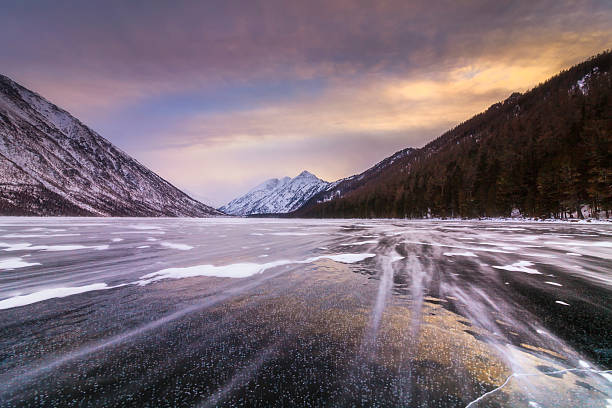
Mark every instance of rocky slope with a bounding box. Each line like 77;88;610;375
0;74;221;216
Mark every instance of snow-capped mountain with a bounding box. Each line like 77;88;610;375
220;171;329;215
0;74;221;216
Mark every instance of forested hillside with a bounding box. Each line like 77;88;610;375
297;51;612;219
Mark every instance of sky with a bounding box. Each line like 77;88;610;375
1;1;611;206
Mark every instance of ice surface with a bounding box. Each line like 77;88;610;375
0;218;611;407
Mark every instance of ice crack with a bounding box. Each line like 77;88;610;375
465;368;612;407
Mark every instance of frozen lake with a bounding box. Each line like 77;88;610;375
0;217;611;407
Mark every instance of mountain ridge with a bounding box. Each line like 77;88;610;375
0;74;222;217
220;170;329;215
295;50;612;219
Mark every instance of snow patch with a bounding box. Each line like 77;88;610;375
160;242;193;251
492;260;541;274
0;283;112;310
0;257;41;270
0;242;108;252
138;253;376;284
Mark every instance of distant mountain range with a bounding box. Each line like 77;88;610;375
2;51;610;218
295;51;612;219
220;171;328;215
0;74;221;216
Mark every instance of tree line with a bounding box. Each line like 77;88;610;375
299;51;612;219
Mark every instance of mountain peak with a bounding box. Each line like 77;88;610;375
220;170;329;215
295;170;319;180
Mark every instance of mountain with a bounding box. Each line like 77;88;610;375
220;171;329;215
309;147;416;205
0;74;222;217
296;51;612;219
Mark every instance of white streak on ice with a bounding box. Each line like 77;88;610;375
128;225;162;230
0;242;108;252
492;261;541;274
138;253;376;284
544;281;562;286
270;232;324;236
443;251;477;257
402;240;511;254
555;300;570;306
391;255;405;263
112;231;164;235
340;240;378;246
160;242;193;251
1;234;80;238
545;240;612;248
0;257;41;270
0;283;111;310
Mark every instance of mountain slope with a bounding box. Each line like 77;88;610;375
220;171;329;215
0;74;222;216
296;51;612;219
304;147;416;206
